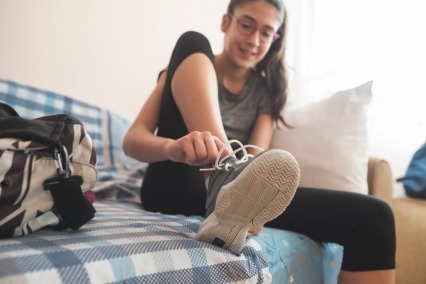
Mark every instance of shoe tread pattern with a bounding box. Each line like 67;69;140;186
208;149;300;254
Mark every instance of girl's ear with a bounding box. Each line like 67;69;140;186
221;14;231;33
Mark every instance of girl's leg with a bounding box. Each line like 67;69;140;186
169;40;227;142
141;31;227;216
266;187;396;283
338;270;395;284
159;31;227;142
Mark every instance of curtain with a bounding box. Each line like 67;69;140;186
284;0;426;117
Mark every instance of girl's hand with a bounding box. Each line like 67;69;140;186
247;224;264;236
163;131;231;166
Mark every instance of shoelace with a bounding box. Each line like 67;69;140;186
200;139;264;172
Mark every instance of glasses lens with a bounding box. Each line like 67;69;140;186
233;15;279;44
237;19;255;35
260;29;276;43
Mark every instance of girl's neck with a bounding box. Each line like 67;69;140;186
215;53;251;94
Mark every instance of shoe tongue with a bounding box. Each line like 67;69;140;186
221;156;239;168
223;156;238;163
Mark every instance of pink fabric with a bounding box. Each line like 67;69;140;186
84;190;96;204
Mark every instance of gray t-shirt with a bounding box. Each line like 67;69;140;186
218;71;273;145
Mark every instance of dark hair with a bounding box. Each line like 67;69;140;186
227;0;287;124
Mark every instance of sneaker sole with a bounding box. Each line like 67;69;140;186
196;149;300;254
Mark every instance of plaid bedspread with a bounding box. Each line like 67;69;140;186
0;201;270;284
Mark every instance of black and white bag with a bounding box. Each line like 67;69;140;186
0;102;97;237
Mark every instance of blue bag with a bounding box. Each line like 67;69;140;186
397;142;426;198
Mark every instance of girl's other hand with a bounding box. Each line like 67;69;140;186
247;224;264;236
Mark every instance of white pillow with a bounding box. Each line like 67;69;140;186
270;81;373;194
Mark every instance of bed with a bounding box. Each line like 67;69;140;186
0;78;345;283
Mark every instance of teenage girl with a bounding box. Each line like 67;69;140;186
123;1;396;283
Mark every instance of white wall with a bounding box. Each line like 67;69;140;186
0;0;228;120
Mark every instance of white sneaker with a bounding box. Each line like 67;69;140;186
195;140;300;254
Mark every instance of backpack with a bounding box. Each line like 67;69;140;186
397;141;426;198
0;102;97;237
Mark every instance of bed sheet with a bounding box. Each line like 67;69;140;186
252;227;342;283
0;200;343;284
0;201;270;284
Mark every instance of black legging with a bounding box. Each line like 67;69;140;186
140;31;396;272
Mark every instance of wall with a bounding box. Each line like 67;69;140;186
0;0;228;120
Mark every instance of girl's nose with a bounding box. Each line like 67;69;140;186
246;29;261;46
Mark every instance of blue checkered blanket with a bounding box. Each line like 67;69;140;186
0;201;271;284
0;79;343;284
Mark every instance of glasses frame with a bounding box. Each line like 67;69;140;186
228;13;280;44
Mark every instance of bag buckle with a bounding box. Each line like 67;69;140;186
44;144;96;230
54;144;70;179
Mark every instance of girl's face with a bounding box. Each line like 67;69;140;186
221;1;281;70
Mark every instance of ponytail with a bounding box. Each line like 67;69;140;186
256;15;287;124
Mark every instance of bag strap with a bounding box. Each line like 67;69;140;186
0;102;19;117
45;175;96;230
0;102;82;145
44;143;96;230
0;115;79;145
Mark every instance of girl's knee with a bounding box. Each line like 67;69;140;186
341;197;396;271
360;197;396;244
177;31;209;47
369;198;395;226
174;31;213;59
169;31;214;77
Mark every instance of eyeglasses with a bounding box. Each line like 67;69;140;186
228;14;280;44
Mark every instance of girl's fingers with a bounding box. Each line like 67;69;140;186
190;132;222;165
187;132;226;165
214;136;232;157
192;134;208;161
200;132;220;162
180;136;198;164
247;224;264;236
173;131;228;166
